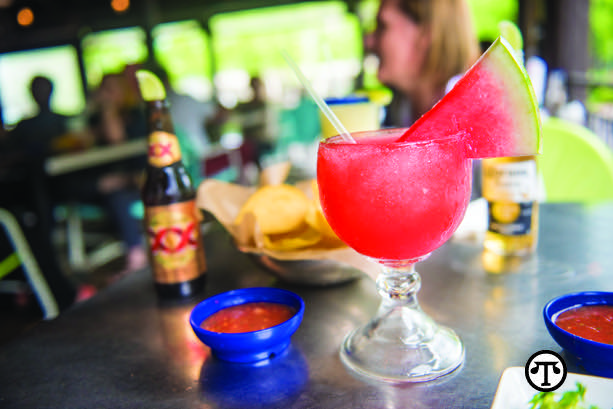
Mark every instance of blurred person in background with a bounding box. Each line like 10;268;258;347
9;76;71;156
156;68;214;183
53;71;147;278
204;100;232;145
159;69;212;153
88;71;146;143
235;76;278;168
1;80;95;312
366;0;479;128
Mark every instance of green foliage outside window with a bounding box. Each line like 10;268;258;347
209;2;362;76
81;27;148;90
152;20;213;102
588;0;613;105
467;0;518;43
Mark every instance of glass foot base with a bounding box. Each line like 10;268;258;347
339;315;464;383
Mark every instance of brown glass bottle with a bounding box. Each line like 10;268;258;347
142;100;206;300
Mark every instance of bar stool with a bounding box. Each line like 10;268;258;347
61;203;125;272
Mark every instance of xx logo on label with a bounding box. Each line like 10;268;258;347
149;222;197;253
149;142;173;158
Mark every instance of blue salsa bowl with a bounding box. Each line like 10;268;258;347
544;291;613;377
190;287;305;363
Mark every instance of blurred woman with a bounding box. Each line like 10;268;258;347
366;0;479;127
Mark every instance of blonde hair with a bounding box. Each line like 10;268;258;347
397;0;479;89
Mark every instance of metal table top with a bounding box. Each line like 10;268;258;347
1;202;612;409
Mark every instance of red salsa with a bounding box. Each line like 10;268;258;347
555;304;613;345
201;302;296;333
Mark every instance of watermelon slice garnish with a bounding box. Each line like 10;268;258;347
397;37;542;159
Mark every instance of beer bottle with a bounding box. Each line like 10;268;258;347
481;156;539;255
136;70;206;300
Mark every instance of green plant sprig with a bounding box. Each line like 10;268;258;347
528;382;600;409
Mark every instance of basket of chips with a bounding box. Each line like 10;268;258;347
196;163;378;286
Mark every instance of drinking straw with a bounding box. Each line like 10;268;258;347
281;50;356;143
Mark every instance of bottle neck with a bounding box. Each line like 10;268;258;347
146;100;175;134
146;100;183;167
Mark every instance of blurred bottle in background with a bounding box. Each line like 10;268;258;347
481;156;539;256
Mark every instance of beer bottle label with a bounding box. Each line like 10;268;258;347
147;130;182;167
487;201;535;236
145;200;206;284
482;159;537;202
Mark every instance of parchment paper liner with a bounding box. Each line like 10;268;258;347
195;164;379;281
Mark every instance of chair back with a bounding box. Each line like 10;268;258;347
539;117;613;203
0;208;59;319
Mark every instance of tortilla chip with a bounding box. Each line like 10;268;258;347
262;224;322;251
305;199;339;240
234;184;309;235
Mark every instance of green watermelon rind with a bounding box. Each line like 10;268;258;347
484;37;542;156
498;21;523;53
400;37;542;159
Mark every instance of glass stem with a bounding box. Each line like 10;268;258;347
376;259;422;308
368;258;435;345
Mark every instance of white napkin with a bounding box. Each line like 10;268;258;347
453;198;487;242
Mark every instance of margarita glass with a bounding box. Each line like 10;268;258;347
317;128;472;382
